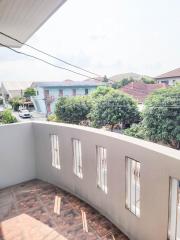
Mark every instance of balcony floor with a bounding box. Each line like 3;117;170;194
0;180;128;240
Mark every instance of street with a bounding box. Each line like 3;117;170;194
13;111;47;122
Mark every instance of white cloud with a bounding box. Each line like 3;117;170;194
1;0;180;82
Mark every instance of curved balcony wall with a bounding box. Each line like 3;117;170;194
0;122;179;240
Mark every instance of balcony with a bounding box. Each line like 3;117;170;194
0;180;127;240
0;121;179;240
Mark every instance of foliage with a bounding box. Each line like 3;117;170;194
9;97;23;111
141;77;155;84
0;110;17;124
55;96;91;124
47;114;57;122
143;84;180;149
102;75;109;82
124;123;147;139
89;91;140;131
91;86;116;99
24;88;36;99
112;78;134;89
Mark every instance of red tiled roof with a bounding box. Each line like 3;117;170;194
120;82;166;103
156;67;180;79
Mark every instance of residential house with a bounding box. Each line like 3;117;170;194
120;82;166;110
1;81;32;102
31;79;104;114
156;67;180;85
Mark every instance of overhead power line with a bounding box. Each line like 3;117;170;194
0;31;101;77
0;42;102;81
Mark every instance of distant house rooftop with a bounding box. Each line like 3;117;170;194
156;67;180;79
120;82;166;103
2;81;32;91
32;79;105;88
1;81;32;98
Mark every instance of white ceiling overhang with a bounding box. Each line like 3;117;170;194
0;0;67;47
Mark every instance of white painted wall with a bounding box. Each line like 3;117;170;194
0;123;36;188
33;121;180;240
0;121;180;240
157;77;180;85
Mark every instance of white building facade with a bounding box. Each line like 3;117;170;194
156;68;180;85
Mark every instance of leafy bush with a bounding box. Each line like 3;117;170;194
55;96;91;124
89;91;140;131
141;77;155;84
47;114;57;122
124;123;147;139
143;84;180;149
9;97;23;111
0;110;17;124
91;86;116;99
112;78;134;89
24;88;36;98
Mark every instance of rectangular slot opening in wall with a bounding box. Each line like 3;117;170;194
50;134;60;169
97;146;107;194
168;177;180;240
72;139;83;179
126;157;140;217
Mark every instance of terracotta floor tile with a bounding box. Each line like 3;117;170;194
57;223;98;240
80;204;100;220
17;196;41;212
0;204;17;222
102;231;129;240
0;180;128;240
0;192;13;208
27;207;56;228
88;215;114;237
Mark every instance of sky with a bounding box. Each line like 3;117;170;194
0;0;180;82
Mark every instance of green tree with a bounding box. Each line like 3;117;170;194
24;88;36;99
141;77;155;84
90;91;140;131
47;114;57;122
124;123;147;139
9;97;23;111
112;78;134;89
102;75;109;82
55;96;91;124
0;110;17;124
143;84;180;149
91;86;116;99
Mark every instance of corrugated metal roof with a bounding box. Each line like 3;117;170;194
2;81;32;91
32;80;105;88
0;0;66;47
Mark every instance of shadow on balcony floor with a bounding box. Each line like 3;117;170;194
0;180;128;240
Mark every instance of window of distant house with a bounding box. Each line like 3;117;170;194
85;89;89;95
59;89;63;97
72;139;83;178
50;134;60;169
126;157;140;217
161;80;168;85
168;177;180;240
72;89;76;96
44;89;49;97
97;146;107;194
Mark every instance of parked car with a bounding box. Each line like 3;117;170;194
19;109;32;118
0;106;4;113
